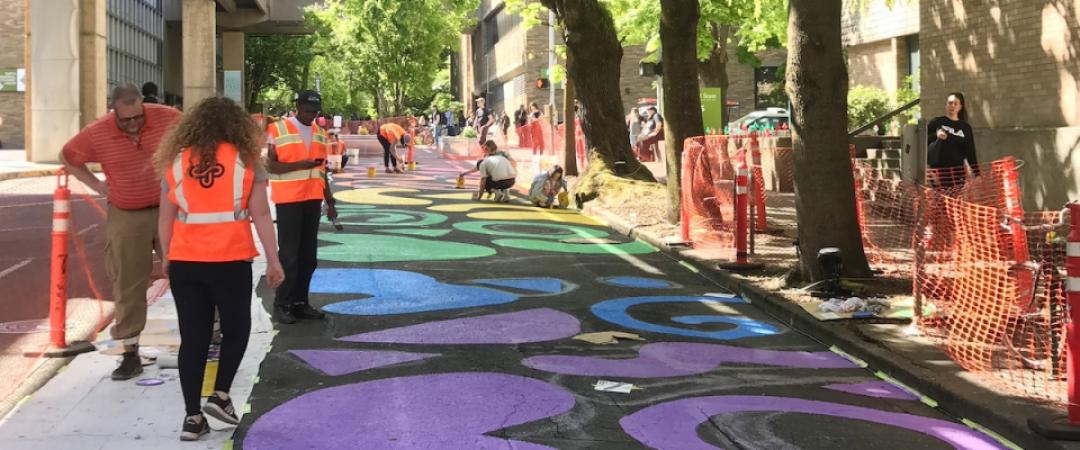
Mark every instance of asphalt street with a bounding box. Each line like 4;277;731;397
233;148;1009;450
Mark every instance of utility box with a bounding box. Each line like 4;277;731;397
901;120;927;184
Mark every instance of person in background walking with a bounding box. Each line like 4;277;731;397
499;112;511;145
529;102;543;122
378;122;409;174
142;82;160;104
475;97;493;145
154;96;285;441
927;92;979;189
61;84;182;380
515;105;528;128
266;90;334;324
430;105;444;149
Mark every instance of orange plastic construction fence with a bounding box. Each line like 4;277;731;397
853;156;1070;405
680;135;738;259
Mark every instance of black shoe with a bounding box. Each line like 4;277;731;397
273;305;298;324
291;303;326;320
180;415;209;441
203;393;240;425
111;349;143;380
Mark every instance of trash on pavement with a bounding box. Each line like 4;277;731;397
573;331;645;345
594;380;637;394
820;297;889;315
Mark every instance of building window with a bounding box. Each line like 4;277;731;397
906;35;920;92
754;66;787;110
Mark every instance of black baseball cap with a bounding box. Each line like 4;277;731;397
295;90;322;111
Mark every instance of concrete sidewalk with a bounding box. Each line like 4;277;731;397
0;254;274;449
0;150;62;182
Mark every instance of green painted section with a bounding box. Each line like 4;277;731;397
318;233;496;262
377;228;454;238
491;238;658;255
327;206;448;227
453;220;609;240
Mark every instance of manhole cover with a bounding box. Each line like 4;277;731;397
0;319;77;334
559;238;625;244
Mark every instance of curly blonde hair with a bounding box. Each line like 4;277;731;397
154;96;265;175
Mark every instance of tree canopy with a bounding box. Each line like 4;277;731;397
304;0;477;117
603;0;787;65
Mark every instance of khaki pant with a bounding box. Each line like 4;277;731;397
105;205;159;343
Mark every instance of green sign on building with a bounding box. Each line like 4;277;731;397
700;87;724;133
0;68;25;92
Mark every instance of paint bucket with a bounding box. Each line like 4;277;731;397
367;166;377;178
558;191;569;208
408;161;417;171
456;176;465;189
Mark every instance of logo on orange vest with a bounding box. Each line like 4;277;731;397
188;162;225;188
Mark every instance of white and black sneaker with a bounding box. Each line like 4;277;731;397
203;393;240;425
180;415;209;441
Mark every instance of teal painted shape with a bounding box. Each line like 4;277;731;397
319;233;496;263
326;206;447;227
378;228;454;238
453;220;609;240
492;238;657;255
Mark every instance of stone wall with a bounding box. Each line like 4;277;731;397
921;0;1080;208
0;0;25;149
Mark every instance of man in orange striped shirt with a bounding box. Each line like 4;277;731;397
61;85;182;380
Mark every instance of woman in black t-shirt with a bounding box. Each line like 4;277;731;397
927;92;978;189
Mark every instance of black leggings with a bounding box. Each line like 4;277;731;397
378;134;399;168
169;260;252;416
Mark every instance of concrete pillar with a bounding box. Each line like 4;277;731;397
221;31;244;106
27;0;80;162
459;34;473;107
182;0;216;107
79;0;106;127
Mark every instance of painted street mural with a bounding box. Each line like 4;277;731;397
238;152;1010;450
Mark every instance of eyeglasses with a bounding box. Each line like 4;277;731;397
117;113;144;125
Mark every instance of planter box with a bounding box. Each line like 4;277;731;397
442;136;480;158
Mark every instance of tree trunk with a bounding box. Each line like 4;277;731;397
300;62;311;93
541;0;656;206
563;54;579;177
699;22;731;127
660;0;705;224
786;0;871;281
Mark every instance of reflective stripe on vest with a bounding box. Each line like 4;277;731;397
171;153;250;224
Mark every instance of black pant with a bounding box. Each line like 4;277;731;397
275;199;321;308
378;134;399;168
169;261;252;416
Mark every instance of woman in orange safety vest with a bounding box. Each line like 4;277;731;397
378;122;408;173
154;96;285;441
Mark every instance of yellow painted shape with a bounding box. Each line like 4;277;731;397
422;192;477;201
334;188;431;206
429;203;578;214
468;210;605;226
201;360;219;397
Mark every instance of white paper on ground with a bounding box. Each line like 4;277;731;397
594;380;636;394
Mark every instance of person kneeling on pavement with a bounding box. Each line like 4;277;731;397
472;141;516;202
529;165;568;208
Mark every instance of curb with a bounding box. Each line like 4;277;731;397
0;168;59;182
583;203;1076;450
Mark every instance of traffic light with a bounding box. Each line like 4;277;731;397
536;78;550;89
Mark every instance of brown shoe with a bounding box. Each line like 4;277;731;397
111;349;143;380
